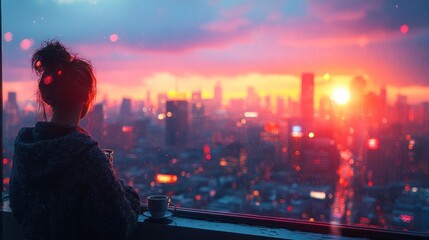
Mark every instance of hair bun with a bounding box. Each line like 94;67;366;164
32;40;72;75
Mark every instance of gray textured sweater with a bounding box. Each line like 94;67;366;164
10;122;140;240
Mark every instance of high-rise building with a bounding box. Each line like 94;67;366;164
246;86;260;111
88;103;104;144
191;91;206;146
214;81;222;109
119;98;133;124
157;93;168;114
276;96;285;116
4;92;21;145
166;100;189;148
350;76;367;115
300;73;314;133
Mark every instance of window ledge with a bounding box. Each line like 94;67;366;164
3;202;429;240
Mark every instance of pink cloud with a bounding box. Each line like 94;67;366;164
202;18;249;33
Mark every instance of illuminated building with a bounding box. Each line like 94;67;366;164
365;136;405;186
300;73;314;134
214;81;222;109
246;86;260;112
157;93;168;114
119;98;133;124
88;103;104;144
276;96;285;116
349;76;366;116
166;100;189;148
191;91;206;146
288;120;304;175
4;92;20;145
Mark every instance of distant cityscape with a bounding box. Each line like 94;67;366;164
3;73;429;232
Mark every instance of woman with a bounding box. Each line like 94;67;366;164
9;41;140;240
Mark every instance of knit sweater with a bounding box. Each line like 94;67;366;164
10;122;140;240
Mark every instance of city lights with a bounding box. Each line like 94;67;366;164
310;191;326;200
367;138;379;150
3;1;429;235
156;174;178;184
244;112;258;118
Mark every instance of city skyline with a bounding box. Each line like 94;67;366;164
3;0;429;104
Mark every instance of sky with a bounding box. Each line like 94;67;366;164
2;0;429;106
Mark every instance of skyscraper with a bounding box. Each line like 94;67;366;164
350;76;367;115
88;103;104;144
166;100;189;148
119;98;133;124
4;92;20;145
300;73;314;133
157;93;168;114
214;81;222;109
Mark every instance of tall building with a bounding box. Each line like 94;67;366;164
350;76;367;115
214;81;222;109
88;103;104;144
276;96;285;116
191;91;206;146
4;92;20;145
157;93;168;114
119;98;133;124
166;100;189;148
246;86;260;111
300;73;314;133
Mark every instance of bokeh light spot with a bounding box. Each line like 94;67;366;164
43;76;53;85
323;73;330;81
20;38;34;50
400;24;409;34
4;32;13;42
57;70;62;75
109;34;119;42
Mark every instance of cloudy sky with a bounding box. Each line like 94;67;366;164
2;0;429;105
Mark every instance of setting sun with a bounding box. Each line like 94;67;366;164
332;87;350;105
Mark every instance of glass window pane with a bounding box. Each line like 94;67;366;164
3;0;429;234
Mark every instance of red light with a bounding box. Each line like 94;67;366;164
156;174;178;184
122;126;133;133
399;214;413;223
109;34;119;42
367;138;379;150
405;184;410;191
195;194;202;201
205;154;211;160
4;32;13;42
400;24;409;34
203;144;210;155
3;158;8;165
3;177;10;185
313;159;321;164
20;38;33;50
368;181;374;187
43;76;53;85
287;206;293;212
264;121;280;134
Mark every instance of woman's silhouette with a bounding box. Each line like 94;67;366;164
9;41;140;240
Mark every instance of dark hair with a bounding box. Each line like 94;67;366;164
32;40;96;119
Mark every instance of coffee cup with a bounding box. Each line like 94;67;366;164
147;195;176;218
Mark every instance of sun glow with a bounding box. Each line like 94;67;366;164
332;88;350;105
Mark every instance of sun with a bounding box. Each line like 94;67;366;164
332;87;350;105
